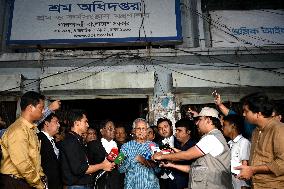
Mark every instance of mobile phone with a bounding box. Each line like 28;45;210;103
212;90;218;98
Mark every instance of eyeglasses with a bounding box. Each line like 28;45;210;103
135;127;147;132
103;127;115;132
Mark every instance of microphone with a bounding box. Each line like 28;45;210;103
114;152;125;165
150;143;160;154
95;148;123;184
154;143;175;180
106;147;119;162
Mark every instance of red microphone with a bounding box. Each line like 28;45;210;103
95;147;119;183
149;143;159;154
106;147;119;162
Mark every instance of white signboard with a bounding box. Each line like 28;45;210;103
210;10;284;47
7;0;182;46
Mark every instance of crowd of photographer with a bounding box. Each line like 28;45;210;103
0;91;283;189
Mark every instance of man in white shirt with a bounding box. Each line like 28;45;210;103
157;118;175;148
156;118;176;189
222;114;251;189
153;107;233;189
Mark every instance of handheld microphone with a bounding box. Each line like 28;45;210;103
154;143;175;180
95;148;122;183
149;143;160;154
143;143;159;160
106;147;119;162
114;152;125;165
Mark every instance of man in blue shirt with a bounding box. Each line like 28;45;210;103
214;93;256;139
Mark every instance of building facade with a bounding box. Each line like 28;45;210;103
0;0;283;124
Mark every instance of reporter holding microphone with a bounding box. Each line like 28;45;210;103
153;107;233;189
87;119;123;189
60;110;114;189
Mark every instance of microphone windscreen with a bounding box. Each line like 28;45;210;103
106;147;119;162
114;152;125;164
149;143;159;154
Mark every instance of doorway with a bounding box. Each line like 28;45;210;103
60;98;148;130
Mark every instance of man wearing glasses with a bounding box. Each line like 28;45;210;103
118;118;160;189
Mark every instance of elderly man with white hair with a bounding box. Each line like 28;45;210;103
153;107;233;189
118;118;160;189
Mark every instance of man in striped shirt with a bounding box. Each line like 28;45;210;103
118;118;160;189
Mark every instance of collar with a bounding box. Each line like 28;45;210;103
101;138;115;144
69;131;83;141
228;134;243;145
232;134;243;142
162;135;175;147
19;116;37;129
101;138;117;154
258;118;275;131
41;131;54;141
208;128;219;134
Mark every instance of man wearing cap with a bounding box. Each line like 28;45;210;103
153;107;232;189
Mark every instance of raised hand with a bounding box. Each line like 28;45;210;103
48;100;61;111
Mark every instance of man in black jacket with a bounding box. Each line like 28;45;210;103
60;110;114;189
87;119;123;189
156;118;177;189
38;113;62;189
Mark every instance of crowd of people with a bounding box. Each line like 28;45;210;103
0;91;283;189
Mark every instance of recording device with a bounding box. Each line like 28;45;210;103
95;148;119;180
157;143;175;180
95;148;125;186
106;147;119;162
212;90;219;98
159;143;173;154
231;160;241;175
142;143;159;160
114;152;125;165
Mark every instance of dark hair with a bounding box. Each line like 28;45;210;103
207;116;222;131
20;91;45;110
175;118;199;141
175;119;195;131
100;119;114;130
38;113;58;131
68;109;86;127
241;92;273;117
157;118;172;128
223;114;244;134
273;101;283;116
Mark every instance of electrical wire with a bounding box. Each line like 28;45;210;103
181;2;283;51
1;2;283;94
172;48;284;77
0;52;131;95
40;54;127;90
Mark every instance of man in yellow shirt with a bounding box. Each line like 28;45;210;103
0;91;46;189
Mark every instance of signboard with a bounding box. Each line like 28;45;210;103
210;10;284;47
7;0;182;47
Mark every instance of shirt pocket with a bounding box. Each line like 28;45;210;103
191;166;208;189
